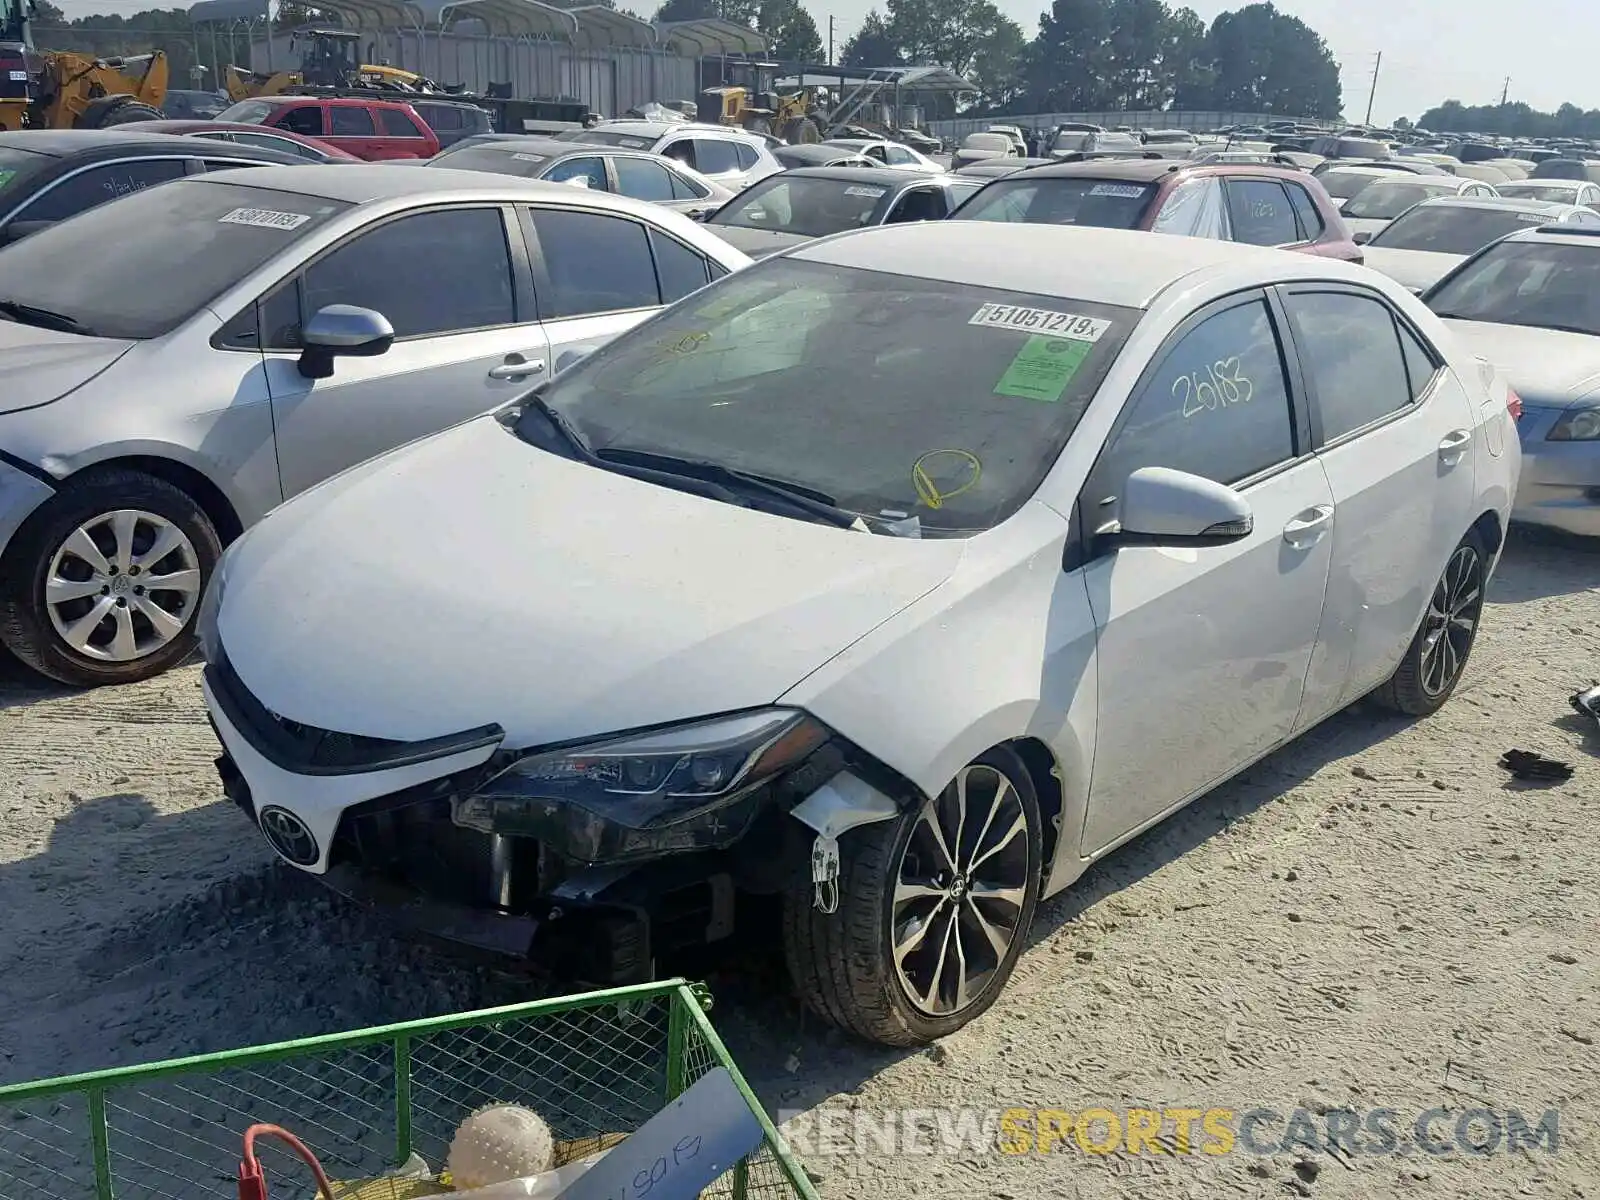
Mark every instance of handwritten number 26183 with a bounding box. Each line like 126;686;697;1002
1174;357;1254;418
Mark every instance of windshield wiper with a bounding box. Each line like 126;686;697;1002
0;299;94;336
517;393;594;460
597;448;864;529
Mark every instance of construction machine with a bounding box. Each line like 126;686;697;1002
697;60;823;144
224;28;445;102
1;0;168;130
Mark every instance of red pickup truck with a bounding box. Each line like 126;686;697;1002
214;96;441;161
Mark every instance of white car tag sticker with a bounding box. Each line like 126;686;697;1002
8;70;26;81
969;304;1110;340
512;152;546;162
1088;182;1145;198
218;206;312;230
845;185;886;197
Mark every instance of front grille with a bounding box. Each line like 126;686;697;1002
206;651;503;776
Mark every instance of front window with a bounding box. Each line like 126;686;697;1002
0;179;349;339
516;259;1139;536
1316;169;1386;200
1425;241;1600;336
1343;180;1459;220
953;177;1158;228
1499;183;1583;204
708;175;890;237
430;146;545;177
216;100;277;125
1371;205;1554;255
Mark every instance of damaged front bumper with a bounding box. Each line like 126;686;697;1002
204;653;903;977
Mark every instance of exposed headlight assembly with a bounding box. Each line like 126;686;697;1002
1548;405;1600;441
453;709;830;863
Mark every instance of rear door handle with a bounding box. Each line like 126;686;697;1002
488;353;547;381
1438;428;1473;462
1282;504;1334;547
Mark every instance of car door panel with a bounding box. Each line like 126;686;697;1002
1283;287;1480;722
1076;294;1332;854
261;206;548;499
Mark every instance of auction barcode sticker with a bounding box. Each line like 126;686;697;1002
8;70;26;81
845;185;887;198
969;304;1110;340
1088;182;1145;198
511;152;546;162
218;207;312;230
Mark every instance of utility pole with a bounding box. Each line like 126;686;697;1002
1501;76;1510;106
827;15;834;66
1363;50;1382;127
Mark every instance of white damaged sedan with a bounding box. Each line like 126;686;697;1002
202;223;1519;1045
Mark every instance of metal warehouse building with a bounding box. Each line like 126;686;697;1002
187;0;767;119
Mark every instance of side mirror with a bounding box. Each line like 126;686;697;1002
297;304;394;380
1;219;56;243
1353;229;1373;245
1112;467;1254;547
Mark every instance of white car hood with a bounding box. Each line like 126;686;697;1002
218;416;963;747
0;320;135;416
1359;246;1464;293
1440;319;1600;407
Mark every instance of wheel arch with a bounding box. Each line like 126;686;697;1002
1470;507;1505;557
61;454;246;545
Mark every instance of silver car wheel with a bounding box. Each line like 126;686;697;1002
45;509;202;663
892;763;1031;1017
1420;542;1483;697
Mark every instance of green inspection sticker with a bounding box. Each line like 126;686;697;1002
0;169;14;190
994;335;1094;402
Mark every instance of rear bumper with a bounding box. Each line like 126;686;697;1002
1513;429;1600;538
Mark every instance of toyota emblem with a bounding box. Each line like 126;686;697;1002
258;806;319;867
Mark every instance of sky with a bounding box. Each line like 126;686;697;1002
41;0;1599;123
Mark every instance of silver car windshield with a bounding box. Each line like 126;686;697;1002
1372;206;1555;255
1426;241;1600;335
709;175;892;237
517;258;1140;536
0;179;350;339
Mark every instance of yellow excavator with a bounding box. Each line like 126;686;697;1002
224;28;442;102
1;0;168;130
697;60;823;144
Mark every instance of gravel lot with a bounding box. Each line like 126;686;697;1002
1;528;1596;1198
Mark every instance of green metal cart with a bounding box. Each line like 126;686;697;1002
0;979;817;1200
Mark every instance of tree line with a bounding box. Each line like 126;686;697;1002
29;0;1348;120
1417;99;1600;141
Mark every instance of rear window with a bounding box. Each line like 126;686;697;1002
426;146;544;177
1316;169;1388;200
1051;132;1091;153
1371;205;1554;255
216;100;277;125
1500;182;1585;203
0;145;50;198
566;130;656;151
953;176;1158;229
1343;180;1459;219
0;179;348;339
709;174;891;237
1337;138;1390;159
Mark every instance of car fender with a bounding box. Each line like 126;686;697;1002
0;452;57;558
781;501;1097;888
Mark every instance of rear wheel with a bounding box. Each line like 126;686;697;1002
1372;529;1487;715
78;97;164;128
783;747;1042;1045
779;116;820;144
0;470;219;686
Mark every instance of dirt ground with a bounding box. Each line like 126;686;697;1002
0;528;1596;1199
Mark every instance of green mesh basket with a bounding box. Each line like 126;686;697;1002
0;979;816;1200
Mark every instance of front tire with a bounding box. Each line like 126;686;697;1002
1372;528;1488;716
783;747;1042;1045
0;469;219;686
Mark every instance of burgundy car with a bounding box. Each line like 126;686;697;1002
123;119;361;163
950;158;1363;262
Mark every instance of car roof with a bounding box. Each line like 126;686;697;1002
778;166;954;188
587;119;758;142
1504;224;1600;246
1015;158;1310;184
792;222;1365;309
1410;195;1580;213
244;94;415;108
446;135;582;158
0;128;285;157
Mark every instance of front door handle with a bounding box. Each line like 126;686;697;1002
488;353;547;381
1438;428;1473;463
1282;504;1334;547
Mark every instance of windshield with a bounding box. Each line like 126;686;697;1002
1144;132;1194;144
1051;132;1090;152
516;259;1138;536
426;146;546;177
564;129;655;151
1317;169;1390;199
0;146;51;199
709;175;890;237
0;179;348;339
1426;241;1600;335
954;177;1157;228
1338;139;1390;159
1343;180;1460;219
1499;183;1585;204
1371;205;1556;254
215;100;278;125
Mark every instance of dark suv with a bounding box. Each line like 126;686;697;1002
951;157;1362;261
411;98;494;149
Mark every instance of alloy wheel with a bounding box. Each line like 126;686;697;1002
891;763;1032;1017
44;509;203;663
1419;543;1483;697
